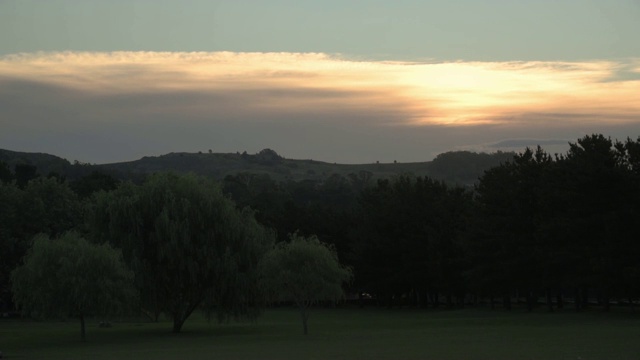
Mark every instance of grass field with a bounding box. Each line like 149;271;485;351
2;307;640;360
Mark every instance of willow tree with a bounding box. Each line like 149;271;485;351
259;233;352;335
92;173;273;332
11;232;136;341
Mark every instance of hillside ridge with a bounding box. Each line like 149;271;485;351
0;148;515;185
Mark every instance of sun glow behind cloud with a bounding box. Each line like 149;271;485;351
1;51;638;127
1;51;639;164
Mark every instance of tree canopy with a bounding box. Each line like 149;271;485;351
0;177;82;311
353;176;471;307
11;232;136;341
92;172;274;332
3;133;640;324
472;135;640;311
259;233;352;335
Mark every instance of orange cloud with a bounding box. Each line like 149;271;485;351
1;51;638;128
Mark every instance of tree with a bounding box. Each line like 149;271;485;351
473;147;555;310
259;233;352;335
0;161;12;184
223;173;290;240
1;178;82;312
21;177;82;237
557;134;635;310
91;173;273;332
472;136;640;311
353;176;470;308
11;232;136;341
0;182;24;311
14;163;38;189
69;170;120;199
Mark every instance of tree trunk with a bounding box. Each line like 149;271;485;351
503;294;511;310
418;290;427;309
581;287;589;309
80;313;86;342
526;291;534;312
171;299;202;333
173;314;187;334
556;292;564;309
546;288;554;312
142;307;161;322
432;292;440;308
602;290;610;312
299;306;310;335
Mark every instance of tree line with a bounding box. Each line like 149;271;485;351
1;168;349;339
2;134;640;338
221;134;640;311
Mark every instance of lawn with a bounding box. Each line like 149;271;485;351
2;307;640;360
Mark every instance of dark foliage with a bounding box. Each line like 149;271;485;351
3;135;640;316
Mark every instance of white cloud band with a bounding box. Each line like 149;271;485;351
0;51;638;163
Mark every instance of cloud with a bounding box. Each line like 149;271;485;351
0;51;639;163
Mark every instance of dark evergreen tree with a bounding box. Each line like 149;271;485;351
353;176;471;307
473;147;554;311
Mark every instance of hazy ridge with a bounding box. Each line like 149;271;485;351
0;148;515;186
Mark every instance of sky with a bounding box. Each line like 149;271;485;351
1;1;639;164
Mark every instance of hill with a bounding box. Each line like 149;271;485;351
0;148;515;186
0;149;73;177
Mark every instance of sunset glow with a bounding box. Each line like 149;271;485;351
1;51;639;163
1;0;639;164
2;52;638;128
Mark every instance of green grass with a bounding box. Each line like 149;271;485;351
2;307;640;360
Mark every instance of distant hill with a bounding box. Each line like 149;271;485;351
0;149;73;177
428;150;516;185
0;148;515;186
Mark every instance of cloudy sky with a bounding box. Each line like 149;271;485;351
1;1;639;164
